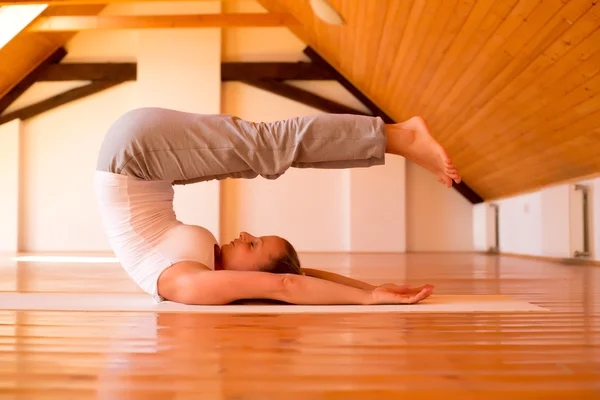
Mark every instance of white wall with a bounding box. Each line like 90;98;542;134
220;83;352;251
8;1;221;252
571;178;599;260
220;1;408;252
0;120;21;253
493;178;600;261
349;156;405;252
134;1;222;240
593;179;600;260
221;0;305;62
472;202;496;252
541;185;570;258
221;82;405;252
1;0;477;254
18;83;135;252
497;192;543;256
220;0;478;253
406;162;474;252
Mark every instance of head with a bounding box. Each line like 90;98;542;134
219;231;301;275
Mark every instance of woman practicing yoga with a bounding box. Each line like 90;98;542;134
94;108;461;305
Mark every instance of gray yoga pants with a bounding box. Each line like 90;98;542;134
96;107;388;183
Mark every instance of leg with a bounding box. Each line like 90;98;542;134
385;116;461;187
96;108;387;185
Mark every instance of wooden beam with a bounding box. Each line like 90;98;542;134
243;80;368;116
451;182;485;204
0;47;67;115
0;81;123;125
28;13;292;32
303;47;395;124
37;63;136;81
303;46;484;204
1;0;242;4
222;62;334;81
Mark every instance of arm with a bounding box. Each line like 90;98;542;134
159;261;432;306
164;267;371;305
301;268;376;290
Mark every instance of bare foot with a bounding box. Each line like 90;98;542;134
386;116;461;187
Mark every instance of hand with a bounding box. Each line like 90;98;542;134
376;283;433;294
367;284;434;305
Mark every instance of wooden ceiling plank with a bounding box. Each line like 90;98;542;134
387;0;446;114
312;0;339;67
37;63;137;81
464;104;600;183
360;1;398;93
240;0;600;199
242;79;367;116
0;81;124;125
366;0;413;98
0;47;67;116
421;0;520;128
453;68;600;174
414;1;499;116
361;1;392;97
1;0;241;4
478;129;600;198
393;0;459;117
304;46;394;123
28;13;293;31
361;1;388;99
304;46;484;204
345;0;365;84
255;0;311;46
402;0;476;118
443;1;600;150
379;0;427;114
430;0;548;131
42;4;114;16
452;26;600;169
435;0;579;142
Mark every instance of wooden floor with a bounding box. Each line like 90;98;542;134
0;252;599;399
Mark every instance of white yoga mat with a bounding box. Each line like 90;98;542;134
0;293;550;313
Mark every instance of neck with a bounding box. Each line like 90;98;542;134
214;244;223;270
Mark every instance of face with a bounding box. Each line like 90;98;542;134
220;231;287;272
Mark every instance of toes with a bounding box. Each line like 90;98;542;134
439;175;452;187
444;164;461;184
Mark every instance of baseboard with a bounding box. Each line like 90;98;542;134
498;252;600;266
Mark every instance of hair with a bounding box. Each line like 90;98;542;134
260;239;302;275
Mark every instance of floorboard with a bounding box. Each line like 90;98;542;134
0;252;598;399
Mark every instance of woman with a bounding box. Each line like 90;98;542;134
94;108;460;306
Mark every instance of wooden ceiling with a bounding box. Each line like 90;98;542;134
1;0;599;200
0;4;105;101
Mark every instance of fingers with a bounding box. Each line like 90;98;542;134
408;284;434;294
402;287;433;304
383;284;435;295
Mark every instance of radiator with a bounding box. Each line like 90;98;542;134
570;184;590;258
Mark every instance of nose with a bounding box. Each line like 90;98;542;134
239;231;255;242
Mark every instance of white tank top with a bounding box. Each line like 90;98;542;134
94;171;218;274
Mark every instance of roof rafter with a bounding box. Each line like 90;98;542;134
0;47;67;115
